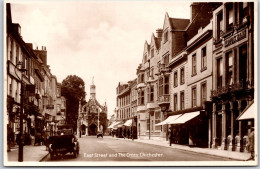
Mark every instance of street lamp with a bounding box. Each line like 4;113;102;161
14;61;27;162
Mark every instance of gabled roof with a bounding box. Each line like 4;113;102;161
169;18;190;30
151;33;161;50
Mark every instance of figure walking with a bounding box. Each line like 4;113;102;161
247;126;255;161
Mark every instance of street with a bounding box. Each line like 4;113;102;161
44;136;232;161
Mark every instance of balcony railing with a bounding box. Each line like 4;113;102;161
158;94;170;104
211;80;253;99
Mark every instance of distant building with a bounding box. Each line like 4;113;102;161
79;80;107;136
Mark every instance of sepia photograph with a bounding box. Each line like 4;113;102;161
3;0;258;166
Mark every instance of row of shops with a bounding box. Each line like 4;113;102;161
108;118;138;139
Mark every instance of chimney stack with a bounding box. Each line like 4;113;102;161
156;29;163;38
190;2;201;22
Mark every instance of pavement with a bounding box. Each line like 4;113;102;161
6;135;252;162
108;136;252;161
7;144;49;162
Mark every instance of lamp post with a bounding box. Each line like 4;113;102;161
15;61;26;162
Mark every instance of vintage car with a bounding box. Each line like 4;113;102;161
48;134;79;160
97;130;103;138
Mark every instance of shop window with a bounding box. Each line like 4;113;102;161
155;111;161;130
180;91;184;110
217;57;223;88
216;11;223;40
174;71;178;87
201;82;207;105
174;94;178;111
192;53;197;76
226;51;233;85
192;86;197;108
201;46;207;71
147;119;150;131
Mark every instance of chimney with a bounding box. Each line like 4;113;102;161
12;23;21;36
190;2;201;22
156;29;163;38
26;43;33;49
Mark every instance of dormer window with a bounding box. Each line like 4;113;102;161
151;48;154;58
144;54;147;63
164;30;168;43
163;55;169;65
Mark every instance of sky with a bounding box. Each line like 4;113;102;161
10;1;190;118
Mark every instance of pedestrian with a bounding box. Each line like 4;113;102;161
127;129;130;139
168;127;173;146
247;126;255;161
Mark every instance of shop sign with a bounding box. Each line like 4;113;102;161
224;29;246;47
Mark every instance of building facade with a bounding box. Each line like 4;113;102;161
6;3;66;149
210;2;254;152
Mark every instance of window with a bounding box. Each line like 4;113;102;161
174;94;177;111
150;67;154;77
16;45;19;65
239;45;248;87
9;78;12;96
174;71;178;87
164;76;169;94
201;83;207;105
10;39;13;62
150;85;154;102
180;91;184;110
151;48;154;58
139;73;145;83
164;30;168;43
155;111;161;130
226;3;233;31
144;54;147;63
226;51;233;85
201;46;207;70
239;2;249;24
192;53;197;76
164;55;169;65
217;11;223;40
192;87;197;107
141;91;144;105
159;77;163;97
180;67;185;84
217;58;223;88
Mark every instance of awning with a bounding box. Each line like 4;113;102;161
107;121;117;129
237;102;255;120
171;111;200;124
114;121;124;129
155;114;182;126
108;121;121;129
123;119;132;126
